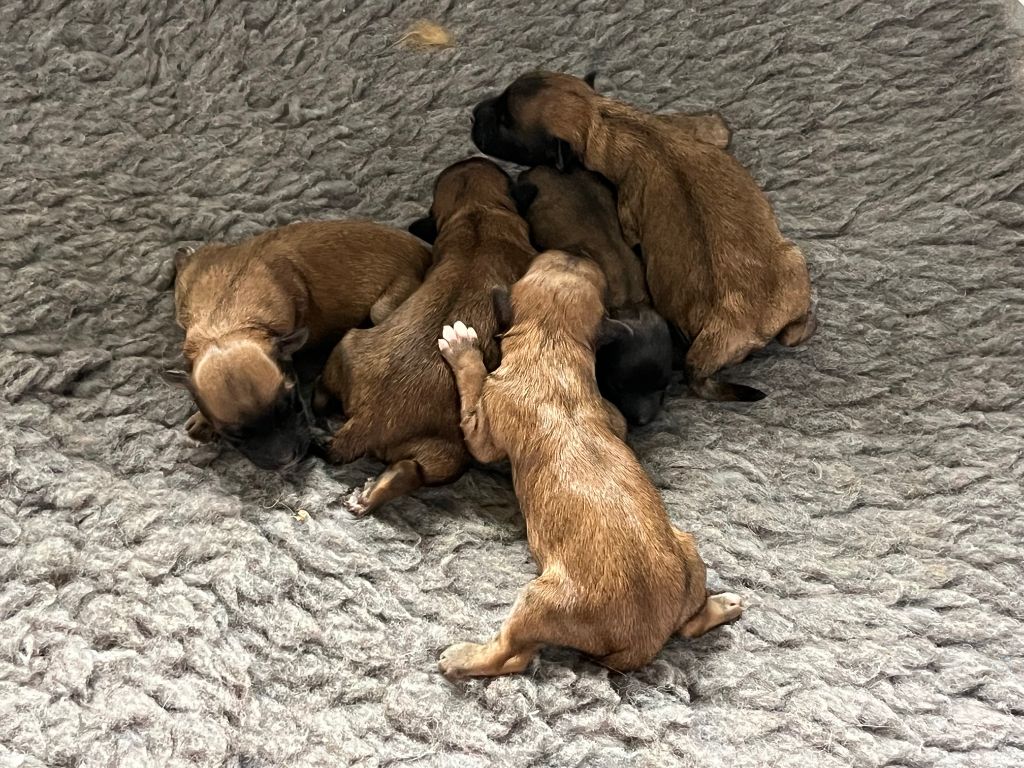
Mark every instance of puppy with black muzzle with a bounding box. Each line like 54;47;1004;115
435;250;742;678
167;221;431;471
512;166;672;426
472;71;815;402
316;158;535;515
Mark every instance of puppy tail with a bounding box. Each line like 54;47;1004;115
689;376;766;403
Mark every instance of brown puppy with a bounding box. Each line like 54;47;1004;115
435;251;742;678
167;221;431;470
318;158;535;515
471;71;815;401
511;166;673;426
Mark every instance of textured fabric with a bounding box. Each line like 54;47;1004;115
2;1;1023;766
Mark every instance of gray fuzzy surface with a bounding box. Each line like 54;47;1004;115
2;0;1024;766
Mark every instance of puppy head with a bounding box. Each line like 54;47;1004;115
596;307;673;426
472;71;599;169
508;250;610;343
166;329;311;470
408;157;514;242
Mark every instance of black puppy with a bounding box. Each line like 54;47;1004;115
511;166;671;425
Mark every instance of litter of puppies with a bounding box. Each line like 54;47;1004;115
166;70;816;679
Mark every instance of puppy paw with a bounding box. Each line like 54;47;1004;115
185;412;216;443
709;592;744;623
438;321;480;366
438;641;487;679
344;479;375;517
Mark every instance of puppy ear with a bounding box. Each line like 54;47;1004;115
583;71;598;90
275;328;309;359
510;181;539;216
408;214;438;244
491;287;514;334
554;139;575;172
162;368;192;388
596;317;634;348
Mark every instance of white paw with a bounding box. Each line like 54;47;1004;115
438;320;480;363
710;592;744;622
344;481;374;517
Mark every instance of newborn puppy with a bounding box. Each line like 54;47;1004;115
318;158;535;515
472;71;815;401
512;166;671;425
435;251;742;678
167;221;431;470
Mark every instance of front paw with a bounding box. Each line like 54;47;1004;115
185;412;216;442
438;321;480;367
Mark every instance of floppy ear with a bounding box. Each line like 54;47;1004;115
554;139;575;172
583;71;598;90
596;317;634;348
275;328;309;359
408;214;438;244
491;287;514;334
162;368;192;389
510;181;539;216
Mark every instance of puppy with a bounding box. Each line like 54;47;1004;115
167;221;431;470
435;251;742;678
512;166;671;425
472;71;815;401
318;158;535;515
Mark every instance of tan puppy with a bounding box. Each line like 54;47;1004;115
318;158;535;515
435;251;742;678
471;71;815;401
512;166;673;425
167;221;431;470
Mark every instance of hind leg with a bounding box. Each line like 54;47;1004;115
325;418;370;465
316;339;350;420
678;593;743;639
685;323;764;402
440;573;585;678
370;274;422;325
311;376;341;421
347;438;466;516
777;308;817;347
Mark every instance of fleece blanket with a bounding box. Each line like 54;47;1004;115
2;0;1023;766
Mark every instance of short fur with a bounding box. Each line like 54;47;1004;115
170;220;431;470
435;251;742;678
318;158;535;515
472;71;816;401
513;166;672;425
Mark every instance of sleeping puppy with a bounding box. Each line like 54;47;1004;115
472;71;815;401
167;221;431;470
512;166;671;425
435;250;742;678
317;157;535;515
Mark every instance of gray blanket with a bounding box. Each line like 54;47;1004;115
2;1;1023;766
